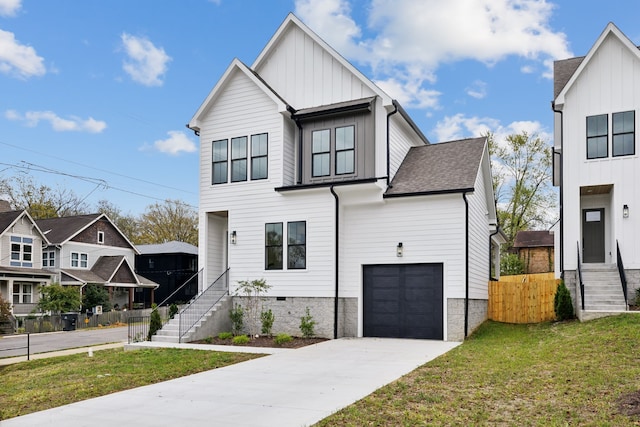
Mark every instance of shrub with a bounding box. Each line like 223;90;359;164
235;279;271;337
274;333;292;345
218;331;233;340
230;304;244;335
501;253;524;276
202;336;214;344
40;320;54;332
232;334;250;345
260;308;275;336
635;288;640;306
148;304;162;340
299;307;316;338
0;293;11;322
554;281;574;321
82;284;112;313
169;303;179;319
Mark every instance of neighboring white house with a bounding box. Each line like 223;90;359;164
36;213;158;309
188;13;502;341
553;22;640;317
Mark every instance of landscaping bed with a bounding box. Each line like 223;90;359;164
192;335;328;349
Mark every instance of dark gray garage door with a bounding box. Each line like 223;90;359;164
363;263;443;339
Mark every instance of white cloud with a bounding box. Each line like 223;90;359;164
0;0;21;17
0;29;46;79
5;109;107;133
466;80;488;99
120;33;171;87
152;131;197;155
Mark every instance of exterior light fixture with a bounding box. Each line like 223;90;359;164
230;230;237;244
396;242;403;257
623;205;629;218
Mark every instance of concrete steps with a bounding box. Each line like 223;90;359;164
580;264;627;312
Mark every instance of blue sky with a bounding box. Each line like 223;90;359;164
1;0;639;215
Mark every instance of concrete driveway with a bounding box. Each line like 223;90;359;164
1;338;460;427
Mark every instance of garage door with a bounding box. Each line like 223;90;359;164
363;263;443;339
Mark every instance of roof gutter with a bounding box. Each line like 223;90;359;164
330;185;340;339
552;101;564;277
386;102;399;186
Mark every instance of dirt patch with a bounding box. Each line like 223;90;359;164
617;390;640;417
192;335;328;349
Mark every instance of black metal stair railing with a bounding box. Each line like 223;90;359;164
616;240;628;309
577;242;584;310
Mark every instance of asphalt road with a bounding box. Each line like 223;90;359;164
0;327;128;358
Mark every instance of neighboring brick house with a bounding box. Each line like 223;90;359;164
513;230;554;274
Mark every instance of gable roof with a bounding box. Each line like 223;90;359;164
555;22;640;107
137;241;198;256
188;58;290;132
61;255;159;289
252;13;393;107
0;209;49;243
513;230;554;248
385;137;486;197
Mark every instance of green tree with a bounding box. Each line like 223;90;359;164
0;293;12;322
95;199;140;243
136;199;198;246
554;281;574;321
487;131;556;248
82;284;112;312
36;283;82;314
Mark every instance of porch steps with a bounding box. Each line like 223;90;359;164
152;293;228;343
580;264;627;312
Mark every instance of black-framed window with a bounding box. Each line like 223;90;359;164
251;133;268;180
287;221;306;269
586;114;608;159
335;125;355;175
312;129;330;177
265;223;283;270
212;139;228;184
613;110;635;157
231;136;247;182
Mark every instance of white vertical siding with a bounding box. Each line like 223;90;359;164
467;166;491;300
388;115;424;180
561;33;640;268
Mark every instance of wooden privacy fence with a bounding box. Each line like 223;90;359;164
489;273;560;323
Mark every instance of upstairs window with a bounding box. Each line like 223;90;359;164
587;114;608;159
335;126;355;175
265;223;283;270
287;221;306;269
231;136;247;182
43;251;55;268
613;111;635;157
312;129;331;177
212;139;228;184
251;133;268;180
10;236;33;268
71;252;88;268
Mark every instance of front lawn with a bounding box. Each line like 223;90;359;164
317;314;640;426
0;348;262;420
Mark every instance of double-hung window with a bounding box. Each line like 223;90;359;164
613;111;635;157
13;283;32;304
231;136;247;182
10;236;33;268
587;114;608;159
287;221;306;269
265;223;283;270
212;139;228;184
43;251;55;267
251;133;268;180
335;126;355;175
312;130;331;177
71;252;88;268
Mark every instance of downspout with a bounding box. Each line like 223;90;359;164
288;106;303;185
463;191;470;338
386;102;399;186
330;185;339;339
552;102;564;276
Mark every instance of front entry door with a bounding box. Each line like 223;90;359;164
582;208;605;263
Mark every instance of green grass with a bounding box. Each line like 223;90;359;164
0;347;262;420
316;314;640;426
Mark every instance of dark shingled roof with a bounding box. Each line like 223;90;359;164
36;213;102;244
385;137;485;197
553;56;584;99
513;230;554;248
0;210;23;234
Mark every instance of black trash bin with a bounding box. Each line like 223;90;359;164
61;312;78;331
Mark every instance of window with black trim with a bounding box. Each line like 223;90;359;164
335;126;355;175
265;223;283;270
231;136;247;182
212;139;228;184
251;133;268;180
287;221;306;269
586;114;608;159
613;110;635;157
312;129;331;177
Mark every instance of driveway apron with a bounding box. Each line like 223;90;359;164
1;338;460;427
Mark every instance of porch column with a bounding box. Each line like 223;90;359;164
128;289;134;310
150;289;155;307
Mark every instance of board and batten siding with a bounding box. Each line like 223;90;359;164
466;162;492;300
561;33;640;269
255;24;377;109
388;114;424;180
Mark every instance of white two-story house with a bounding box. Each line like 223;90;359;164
553;22;640;318
188;14;503;341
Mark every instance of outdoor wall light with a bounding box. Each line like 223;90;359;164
230;230;237;244
396;242;403;257
623;205;629;218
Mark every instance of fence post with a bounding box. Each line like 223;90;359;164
27;333;30;361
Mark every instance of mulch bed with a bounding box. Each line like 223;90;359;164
192;335;328;349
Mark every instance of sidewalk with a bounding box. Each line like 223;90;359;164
0;342;125;366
